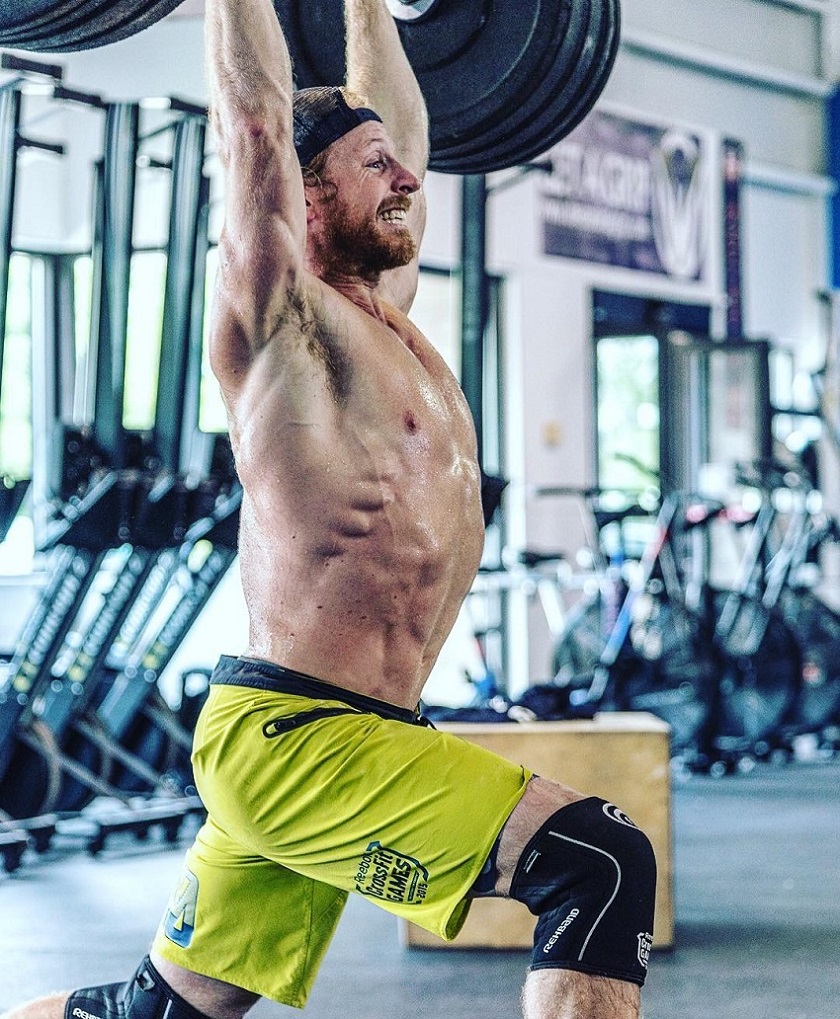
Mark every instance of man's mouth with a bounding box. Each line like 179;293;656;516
377;198;409;223
379;207;408;224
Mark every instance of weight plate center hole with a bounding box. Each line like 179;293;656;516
386;0;439;21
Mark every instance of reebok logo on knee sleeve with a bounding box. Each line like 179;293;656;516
543;908;580;953
602;803;638;827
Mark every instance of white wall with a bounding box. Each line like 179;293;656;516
2;0;837;694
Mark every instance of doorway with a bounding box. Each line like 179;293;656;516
593;290;772;498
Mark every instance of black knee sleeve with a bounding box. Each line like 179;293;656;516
509;796;657;986
65;957;211;1019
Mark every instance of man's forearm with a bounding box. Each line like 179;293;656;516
344;0;429;175
206;0;294;152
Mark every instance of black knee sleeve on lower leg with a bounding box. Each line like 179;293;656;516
509;797;657;986
65;957;212;1019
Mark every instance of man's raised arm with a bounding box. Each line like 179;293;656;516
345;0;429;311
205;0;308;387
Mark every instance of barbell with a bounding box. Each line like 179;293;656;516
0;0;620;174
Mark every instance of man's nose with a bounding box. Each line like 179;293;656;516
392;162;421;195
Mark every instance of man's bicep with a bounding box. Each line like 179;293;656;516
215;126;308;352
208;293;254;390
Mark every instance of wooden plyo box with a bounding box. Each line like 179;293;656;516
400;713;673;951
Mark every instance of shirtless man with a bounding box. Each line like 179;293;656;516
3;2;655;1018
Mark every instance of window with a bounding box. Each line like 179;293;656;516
592;291;712;496
596;333;660;493
0;253;33;480
0;253;34;572
71;250;168;432
123;251;167;431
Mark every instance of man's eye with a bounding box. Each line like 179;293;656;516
367;159;385;170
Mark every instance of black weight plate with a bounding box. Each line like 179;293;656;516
431;0;589;166
0;0;76;35
552;0;620;141
0;0;185;53
0;0;74;34
430;0;585;157
506;0;617;169
60;0;188;52
0;0;57;31
275;0;566;171
279;0;555;135
0;0;93;45
415;1;567;147
273;0;345;87
431;0;620;173
440;0;617;173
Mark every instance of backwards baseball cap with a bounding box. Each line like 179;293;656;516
293;86;382;166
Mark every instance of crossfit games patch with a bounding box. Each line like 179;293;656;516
355;841;429;905
637;931;653;969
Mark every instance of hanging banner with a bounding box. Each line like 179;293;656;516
540;110;709;281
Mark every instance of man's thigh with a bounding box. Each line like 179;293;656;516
493;775;586;895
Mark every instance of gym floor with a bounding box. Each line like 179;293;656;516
1;759;838;1019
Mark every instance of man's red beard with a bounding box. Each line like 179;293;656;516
321;195;416;276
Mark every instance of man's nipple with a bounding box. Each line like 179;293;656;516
404;410;418;433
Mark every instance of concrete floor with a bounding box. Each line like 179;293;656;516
1;760;839;1019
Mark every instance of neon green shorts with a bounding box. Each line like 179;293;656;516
152;659;531;1008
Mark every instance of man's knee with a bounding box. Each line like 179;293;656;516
65;957;213;1019
508;796;657;987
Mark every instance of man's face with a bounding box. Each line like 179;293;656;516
312;123;420;276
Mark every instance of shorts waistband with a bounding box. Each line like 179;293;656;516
210;655;432;727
